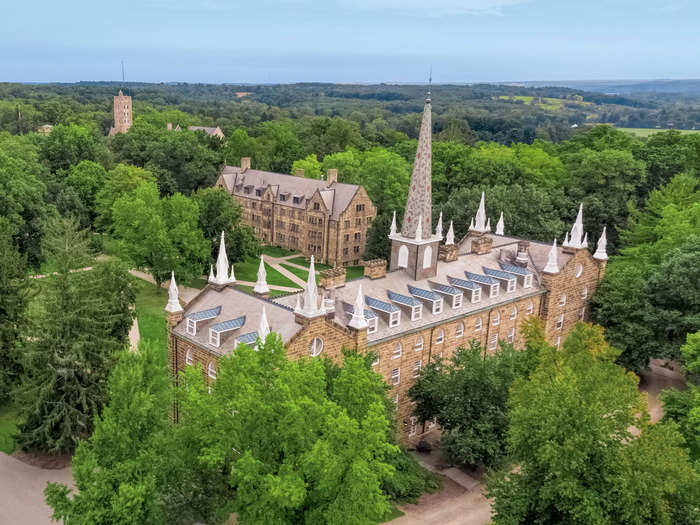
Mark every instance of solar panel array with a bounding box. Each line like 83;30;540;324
407;285;440;302
366;296;400;313
465;271;496;285
483;267;516;281
387;290;422;307
186;305;222;321
210;315;246;334
499;262;530;276
447;275;479;290
430;282;461;296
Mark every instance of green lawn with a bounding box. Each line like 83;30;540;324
0;403;20;454
279;263;319;285
235;285;289;298
261;245;298;258
130;277;168;354
616;127;700;137
345;265;365;281
180;276;207;290
234;258;300;289
287;256;332;271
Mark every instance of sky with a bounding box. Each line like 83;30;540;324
2;0;699;83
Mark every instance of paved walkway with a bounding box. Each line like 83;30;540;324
260;258;307;288
0;453;72;525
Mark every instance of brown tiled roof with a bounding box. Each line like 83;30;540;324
188;125;221;136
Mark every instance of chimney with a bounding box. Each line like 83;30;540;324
295;168;305;177
167;122;173;131
326;168;338;185
241;157;251;172
515;241;529;267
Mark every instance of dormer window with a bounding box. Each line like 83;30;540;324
472;288;481;303
293;196;301;204
524;274;533;288
411;305;422;321
490;284;499;298
389;311;400;327
186;318;197;335
209;330;220;347
432;298;443;315
367;317;378;334
255;189;262;197
452;293;462;309
185;306;222;336
506;279;516;293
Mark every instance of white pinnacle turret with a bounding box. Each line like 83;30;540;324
582;232;588;249
294;293;302;313
300;255;322;317
565;203;585;248
348;285;368;330
435;212;443;240
471;192;488;233
165;271;183;313
543;239;560;274
485;217;491;232
389;211;397;238
211;231;235;284
258;305;270;343
594;227;608;260
253;255;269;294
563;232;569;247
469;217;474;230
445;220;455;245
415;214;423;241
495;212;504;236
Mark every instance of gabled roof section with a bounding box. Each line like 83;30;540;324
186;305;222;321
498;262;531;276
210;316;246;334
429;282;461;296
366;296;400;313
235;331;258;346
483;267;516;281
387;290;421;307
447;275;479;290
407;285;440;302
465;272;497;285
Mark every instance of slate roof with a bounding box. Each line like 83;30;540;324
388;290;422;307
407;285;440;302
210;316;246;334
188;126;223;137
465;272;497;285
498;262;531;276
186;305;222;321
483;267;516;281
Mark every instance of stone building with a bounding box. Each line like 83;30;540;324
214;159;376;266
108;89;132;136
166;122;225;139
166;93;608;442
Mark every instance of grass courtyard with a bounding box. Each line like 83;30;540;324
234;258;301;289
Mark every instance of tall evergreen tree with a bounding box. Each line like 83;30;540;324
15;217;133;453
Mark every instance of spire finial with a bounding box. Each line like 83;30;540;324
427;65;432;101
165;271;183;313
300;255;322;317
568;203;585;248
594;227;608;260
543;239;560;274
208;264;215;283
213;231;233;284
582;232;588;249
485;217;491;232
253;255;270;294
258;305;270;344
445;220;455;245
495;212;504;236
471;192;487;233
389;211;397;238
348;285;368;330
435;211;443;240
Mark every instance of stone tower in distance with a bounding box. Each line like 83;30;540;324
108;89;132;136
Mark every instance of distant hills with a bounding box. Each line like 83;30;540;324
515;79;700;95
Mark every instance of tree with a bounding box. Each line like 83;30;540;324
15;217;133;453
291;153;322;179
112;182;209;289
40;123;111;174
358;147;410;214
45;344;171;525
0;218;28;403
363;213;393;262
95;163;155;231
487;323;699;525
64;160;108;226
321;148;362;183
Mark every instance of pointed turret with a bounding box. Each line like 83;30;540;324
564;203;585;249
165;271;183;313
485;218;491;232
469;217;474;230
211;231;234;284
300;255;322;317
435;212;443;240
593;227;608;260
495;212;504;236
543;239;560;274
253;255;270;294
208;264;215;283
582;232;588;249
389;211;397;238
401;95;432;239
258;305;270;342
348;285;368;330
471;192;488;233
445;221;455;245
294;293;302;313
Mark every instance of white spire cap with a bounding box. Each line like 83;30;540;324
415;214;423;241
294;293;302;313
300;255;322;317
214;231;232;284
543;239;560;274
469;217;474;230
208;264;215;283
563;231;569;247
348;285;368;330
253;255;270;294
436;212;443;240
486;217;491;232
389;211;397;238
229;264;236;283
258;305;270;343
495;212;504;236
165;271;183;313
445;220;455;245
472;192;487;232
582;232;588;249
569;203;584;248
594;227;608;260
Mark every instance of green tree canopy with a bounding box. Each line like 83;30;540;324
40;123;111;174
94;163;155;231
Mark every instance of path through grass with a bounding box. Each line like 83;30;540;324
287;256;332;271
235;258;300;289
261;245;298;258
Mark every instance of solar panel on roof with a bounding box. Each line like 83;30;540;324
366;296;400;313
465;272;496;285
236;331;259;345
499;262;531;276
447;275;478;290
407;285;440;302
387;290;421;307
430;282;461;296
210;316;246;334
483;267;516;281
186;305;222;321
342;303;378;319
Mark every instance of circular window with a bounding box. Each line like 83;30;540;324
309;337;324;357
575;263;583;278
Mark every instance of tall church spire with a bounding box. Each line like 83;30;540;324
401;96;432;238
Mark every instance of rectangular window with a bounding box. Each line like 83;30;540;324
472;288;481;303
356;218;362;227
579;307;585;320
432;299;443;315
391;368;400;385
345;220;350;228
415;337;424;351
393;345;402;359
356;204;365;212
452;294;462;309
313;202;320;210
524;275;533;288
186;318;197;335
411;305;422;321
393;394;399;404
489;332;498;350
507;279;516;293
474;317;482;332
209;330;220;347
456;323;464;338
559;294;567;306
353;246;360;253
343;248;349;255
344;234;349;241
557;313;564;330
367;317;378;334
490;284;499;298
435;330;444;344
413;360;422;378
507;327;515;344
389;311;400;327
372;355;379;367
354;232;361;240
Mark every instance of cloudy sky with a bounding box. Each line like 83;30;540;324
3;0;698;83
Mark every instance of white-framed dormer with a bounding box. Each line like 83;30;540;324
390;310;400;327
185;305;222;337
524;274;533;288
483;267;516;294
490;283;500;298
407;285;443;317
411;304;423;321
447;276;481;304
367;317;378;334
429;282;463;309
432;298;443;315
498;262;533;289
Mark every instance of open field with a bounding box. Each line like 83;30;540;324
280;262;317;284
496;95;590;111
287;256;332;271
261;245;298;258
616;127;700;137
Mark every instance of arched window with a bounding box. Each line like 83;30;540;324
559;294;567;306
415;335;424;351
423;246;432;269
527;300;534;315
456;322;464;338
581;286;588;299
398;245;408;268
185;350;193;366
208;362;217;380
575;263;583;278
309;337;324;357
435;329;444;344
510;306;517;320
393;342;403;358
493;311;500;326
474;317;483;332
